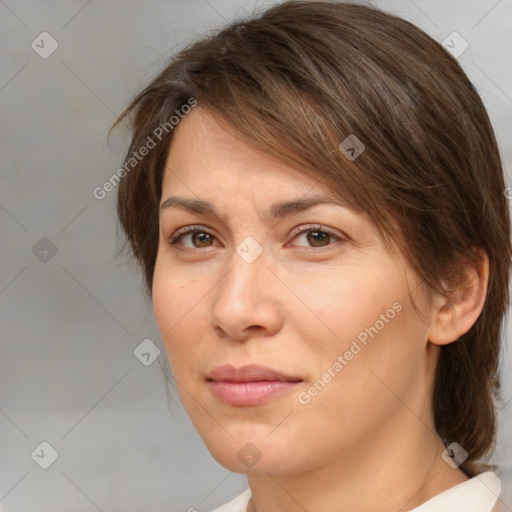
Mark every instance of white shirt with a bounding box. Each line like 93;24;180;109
210;471;502;512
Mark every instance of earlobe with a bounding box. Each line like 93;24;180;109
428;249;489;346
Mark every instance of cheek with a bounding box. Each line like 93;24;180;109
152;272;179;341
329;296;428;414
152;263;200;368
152;251;206;330
287;262;406;346
291;263;426;395
152;257;226;388
294;299;428;448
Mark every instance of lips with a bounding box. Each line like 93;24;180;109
207;364;303;383
207;364;303;406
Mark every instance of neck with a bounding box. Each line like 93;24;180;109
245;417;469;512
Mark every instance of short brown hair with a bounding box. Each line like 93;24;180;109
112;0;511;476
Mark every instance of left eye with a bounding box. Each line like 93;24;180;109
290;225;343;248
167;225;343;250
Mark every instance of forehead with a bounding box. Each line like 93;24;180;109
161;107;328;196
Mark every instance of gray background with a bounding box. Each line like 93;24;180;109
1;0;511;511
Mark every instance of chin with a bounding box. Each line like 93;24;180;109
201;432;302;475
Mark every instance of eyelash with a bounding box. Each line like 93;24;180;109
166;224;345;252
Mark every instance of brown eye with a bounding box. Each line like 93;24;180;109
169;228;217;249
307;230;332;247
191;231;213;247
291;225;343;249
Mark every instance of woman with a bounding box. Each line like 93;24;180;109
112;1;511;510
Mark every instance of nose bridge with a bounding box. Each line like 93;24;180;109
209;237;281;338
220;238;270;304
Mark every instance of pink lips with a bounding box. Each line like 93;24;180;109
207;364;303;406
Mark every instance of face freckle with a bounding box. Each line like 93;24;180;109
151;107;433;476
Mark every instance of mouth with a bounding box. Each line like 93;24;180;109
207;364;303;406
207;380;303;406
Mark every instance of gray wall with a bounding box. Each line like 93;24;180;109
1;1;511;511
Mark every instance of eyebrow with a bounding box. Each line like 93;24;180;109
158;195;350;220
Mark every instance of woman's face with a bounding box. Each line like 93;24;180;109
153;107;435;475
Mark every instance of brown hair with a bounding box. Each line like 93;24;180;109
112;1;511;476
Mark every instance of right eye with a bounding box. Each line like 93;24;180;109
167;226;219;250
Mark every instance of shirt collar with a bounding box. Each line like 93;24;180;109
409;471;501;512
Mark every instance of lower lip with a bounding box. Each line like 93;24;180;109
208;380;302;406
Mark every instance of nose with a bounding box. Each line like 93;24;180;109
209;243;283;342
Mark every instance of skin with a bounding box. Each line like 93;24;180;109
152;107;489;512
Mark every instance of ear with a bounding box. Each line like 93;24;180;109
428;249;489;346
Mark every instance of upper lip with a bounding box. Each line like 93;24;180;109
207;364;303;383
